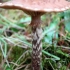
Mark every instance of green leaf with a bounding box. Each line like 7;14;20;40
56;50;69;57
64;10;70;32
43;13;60;44
42;50;60;60
19;17;31;23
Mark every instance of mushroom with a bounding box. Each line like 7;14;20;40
0;0;70;70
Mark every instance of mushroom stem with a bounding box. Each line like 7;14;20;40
30;15;42;70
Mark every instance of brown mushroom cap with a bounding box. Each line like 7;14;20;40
0;0;70;12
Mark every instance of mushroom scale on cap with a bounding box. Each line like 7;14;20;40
0;0;70;13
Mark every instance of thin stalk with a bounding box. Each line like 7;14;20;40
31;15;42;70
